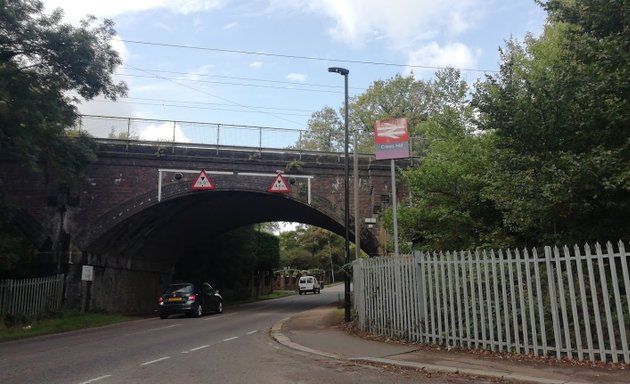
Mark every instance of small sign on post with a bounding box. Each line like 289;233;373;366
374;118;410;160
81;265;94;281
374;118;409;257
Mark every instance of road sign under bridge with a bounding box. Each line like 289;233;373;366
157;168;313;203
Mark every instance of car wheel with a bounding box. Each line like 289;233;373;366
159;314;168;319
216;302;223;314
196;304;203;317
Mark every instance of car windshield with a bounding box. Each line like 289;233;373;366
164;284;193;294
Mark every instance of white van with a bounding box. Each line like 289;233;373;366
298;276;321;295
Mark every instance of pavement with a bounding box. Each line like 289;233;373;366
270;304;629;384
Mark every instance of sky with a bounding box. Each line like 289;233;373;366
42;0;547;144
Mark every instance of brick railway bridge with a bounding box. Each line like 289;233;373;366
1;139;408;312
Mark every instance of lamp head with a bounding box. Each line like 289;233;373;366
328;67;349;75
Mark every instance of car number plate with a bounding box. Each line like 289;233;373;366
167;297;183;302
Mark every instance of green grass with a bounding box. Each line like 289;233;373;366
0;311;139;343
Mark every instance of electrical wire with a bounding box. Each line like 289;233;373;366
116;39;498;73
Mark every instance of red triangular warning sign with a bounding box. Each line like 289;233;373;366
191;169;215;190
268;174;291;193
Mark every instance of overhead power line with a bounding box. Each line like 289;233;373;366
114;73;343;94
91;99;313;117
121;66;366;91
116;39;498;73
123;64;306;126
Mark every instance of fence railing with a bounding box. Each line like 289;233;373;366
0;274;65;317
74;115;308;150
352;241;630;363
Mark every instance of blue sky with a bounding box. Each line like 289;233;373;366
43;0;546;143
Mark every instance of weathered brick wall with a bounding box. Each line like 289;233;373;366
1;140;410;312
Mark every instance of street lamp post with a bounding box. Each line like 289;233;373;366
328;66;351;323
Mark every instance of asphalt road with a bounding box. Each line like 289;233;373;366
0;285;505;384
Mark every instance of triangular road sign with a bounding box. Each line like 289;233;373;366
268;174;291;193
191;169;215;190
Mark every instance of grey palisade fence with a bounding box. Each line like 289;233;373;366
0;274;65;318
352;241;630;363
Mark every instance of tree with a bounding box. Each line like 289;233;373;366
473;0;630;245
278;225;344;275
350;73;437;154
376;69;505;251
0;0;127;273
0;0;127;176
299;73;438;154
296;107;344;152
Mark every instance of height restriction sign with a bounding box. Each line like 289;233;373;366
191;169;215;190
268;173;291;193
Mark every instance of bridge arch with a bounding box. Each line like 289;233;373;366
80;183;379;262
1;140;403;312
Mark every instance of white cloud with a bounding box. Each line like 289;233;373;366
139;122;190;142
184;64;215;80
249;61;263;68
269;0;482;49
286;73;307;83
109;35;131;62
153;21;172;32
223;22;238;30
406;42;480;75
42;0;225;21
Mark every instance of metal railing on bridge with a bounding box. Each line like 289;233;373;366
74;115;309;151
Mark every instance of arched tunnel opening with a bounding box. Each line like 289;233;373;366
79;191;378;313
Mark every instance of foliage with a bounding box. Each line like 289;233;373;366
0;311;141;342
473;0;630;245
296;107;344;151
173;226;279;300
350;73;438;155
107;128;139;140
0;0;127;175
278;225;346;277
0;0;126;275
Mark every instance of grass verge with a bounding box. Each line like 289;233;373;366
0;312;140;343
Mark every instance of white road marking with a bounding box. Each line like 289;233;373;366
223;336;238;342
125;323;182;336
79;375;112;384
141;356;170;366
202;312;237;320
246;330;258;335
190;344;210;352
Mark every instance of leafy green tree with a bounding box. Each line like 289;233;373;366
299;73;438;155
174;225;279;300
296;107;344;152
474;0;630;244
0;0;127;174
375;69;505;251
350;73;436;154
107;128;139;140
278;225;344;276
0;0;127;273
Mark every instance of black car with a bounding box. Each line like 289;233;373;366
158;282;223;319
